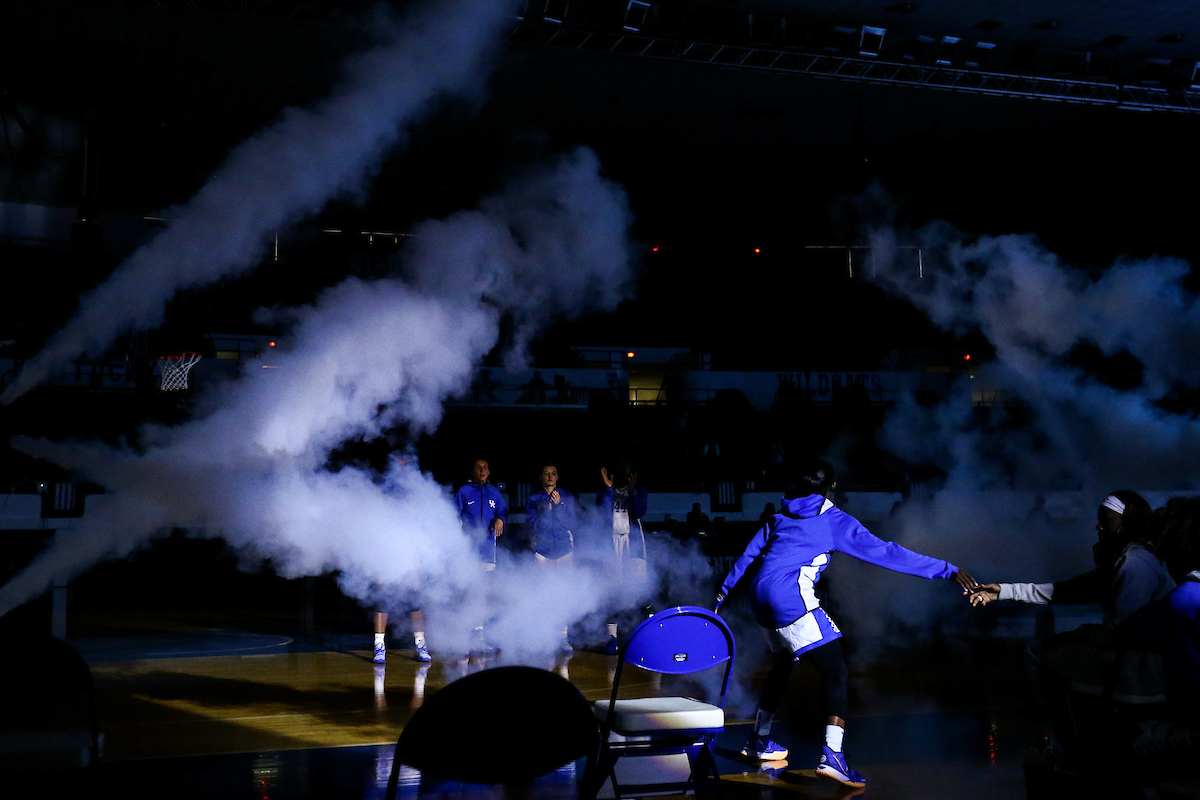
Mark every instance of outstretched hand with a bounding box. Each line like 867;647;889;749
969;584;1001;607
600;467;613;488
953;569;980;595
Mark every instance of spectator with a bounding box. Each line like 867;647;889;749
686;502;711;537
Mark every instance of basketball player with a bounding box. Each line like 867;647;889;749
597;461;648;654
455;458;507;649
716;458;977;788
526;463;577;652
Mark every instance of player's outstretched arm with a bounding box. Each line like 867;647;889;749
953;569;981;595
969;583;1002;607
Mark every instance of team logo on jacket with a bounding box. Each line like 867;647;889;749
489;500;496;508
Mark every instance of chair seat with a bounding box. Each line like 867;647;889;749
593;696;724;734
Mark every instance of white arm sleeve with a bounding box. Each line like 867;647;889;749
998;582;1054;604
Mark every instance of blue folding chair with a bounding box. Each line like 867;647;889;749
591;606;736;799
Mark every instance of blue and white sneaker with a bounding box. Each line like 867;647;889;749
372;641;387;664
740;734;788;761
603;635;619;655
816;746;865;788
415;643;432;662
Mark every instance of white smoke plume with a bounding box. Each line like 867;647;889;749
821;199;1200;661
3;148;646;654
0;0;517;404
867;220;1200;490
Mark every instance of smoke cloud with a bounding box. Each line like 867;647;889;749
0;0;517;404
3;147;649;654
821;197;1200;661
867;219;1200;490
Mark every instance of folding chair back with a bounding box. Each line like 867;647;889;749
624;609;736;678
592;606;735;799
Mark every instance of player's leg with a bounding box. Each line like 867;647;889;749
410;609;431;662
474;533;498;652
373;611;388;664
1026;632;1093;770
630;524;654;621
742;631;792;760
536;550;575;651
806;640;864;788
604;532;630;654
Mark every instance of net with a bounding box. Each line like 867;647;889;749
156;352;202;391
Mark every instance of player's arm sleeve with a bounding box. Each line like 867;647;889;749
630;485;648;520
998;583;1054;603
1049;570;1103;605
830;510;956;579
525;496;541;530
454;486;465;515
597;486;613;508
718;525;770;601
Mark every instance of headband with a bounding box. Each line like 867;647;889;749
1102;495;1126;515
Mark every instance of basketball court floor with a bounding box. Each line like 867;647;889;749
35;623;1047;799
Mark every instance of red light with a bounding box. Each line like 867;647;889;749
626;352;635;358
269;341;276;347
754;248;761;254
964;354;971;360
652;246;659;252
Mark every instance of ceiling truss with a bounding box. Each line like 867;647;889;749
508;23;1200;114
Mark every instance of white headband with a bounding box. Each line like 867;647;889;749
1102;495;1126;515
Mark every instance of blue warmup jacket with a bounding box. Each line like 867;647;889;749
1166;573;1200;714
526;489;577;559
455;481;508;562
719;493;958;630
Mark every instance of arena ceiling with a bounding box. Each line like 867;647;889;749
2;0;1200;265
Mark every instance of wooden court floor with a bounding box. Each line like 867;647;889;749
87;648;634;761
4;627;1053;799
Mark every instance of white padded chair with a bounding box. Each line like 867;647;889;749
591;606;736;799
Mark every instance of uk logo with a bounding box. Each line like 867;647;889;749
489;500;496;508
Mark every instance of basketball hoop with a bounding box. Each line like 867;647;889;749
156;352;201;391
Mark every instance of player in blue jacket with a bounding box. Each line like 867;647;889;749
716;459;976;788
527;463;577;652
527;464;577;564
455;458;508;569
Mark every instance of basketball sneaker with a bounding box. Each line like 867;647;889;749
603;635;619;655
471;628;498;654
372;640;386;664
559;637;574;654
415;643;432;662
816;746;865;788
741;734;788;761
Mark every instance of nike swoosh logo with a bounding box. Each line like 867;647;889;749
467;501;475;505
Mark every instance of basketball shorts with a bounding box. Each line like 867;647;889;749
766;607;843;658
